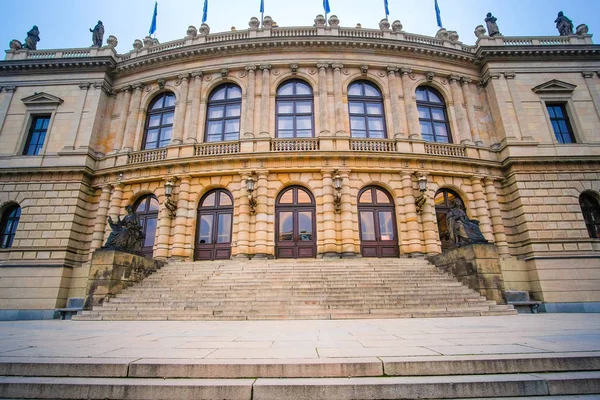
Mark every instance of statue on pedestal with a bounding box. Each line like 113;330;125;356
90;21;104;47
485;13;501;37
24;25;40;50
446;199;488;247
555;11;574;36
102;205;145;255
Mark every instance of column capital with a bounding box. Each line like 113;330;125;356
177;73;190;82
387;66;399;75
118;85;133;93
400;67;412;75
2;85;16;93
331;62;344;70
259;64;272;71
245;65;257;72
470;175;486;182
191;70;203;78
316;62;329;70
448;74;462;83
131;82;144;91
460;77;473;85
582;70;595;79
503;71;516;79
78;82;91;90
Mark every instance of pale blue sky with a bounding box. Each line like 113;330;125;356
1;0;598;52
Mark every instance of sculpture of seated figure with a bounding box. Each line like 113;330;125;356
102;205;145;255
446;199;488;247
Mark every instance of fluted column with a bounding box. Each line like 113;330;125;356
401;172;422;254
420;177;440;254
339;170;357;257
461;78;482;145
317;63;330;135
321;170;337;256
172;74;189;144
332;62;344;135
386;66;404;137
254;171;269;258
483;177;509;255
186;71;203;143
449;75;471;144
113;87;132;152
244;66;256;136
470;176;494;241
235;172;251;258
172;176;191;258
90;185;112;255
259;64;271;135
401;68;420;139
122;83;144;151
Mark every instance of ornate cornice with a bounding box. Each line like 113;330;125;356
0;56;116;75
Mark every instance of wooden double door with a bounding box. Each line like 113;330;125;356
275;186;316;258
358;186;399;258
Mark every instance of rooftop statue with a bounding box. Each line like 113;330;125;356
102;205;145;255
446;199;488;247
555;11;573;36
485;12;501;37
24;25;40;50
90;21;104;47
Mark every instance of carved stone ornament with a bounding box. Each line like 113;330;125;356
448;31;460;42
263;16;273;29
106;35;118;48
379;18;391;31
9;39;22;51
200;23;210;35
426;72;435;82
474;25;486;38
101;205;145;256
328;15;340;27
272;69;280;76
308;68;317;75
220;69;229;78
187;25;198;37
342;69;350;75
132;39;143;51
314;14;326;27
157;78;166;89
238;71;247;78
360;65;369;75
248;17;260;29
435;28;449;40
582;71;595;79
387;66;399;75
576;24;589;36
143;36;154;47
204;75;213;82
377;71;386;77
289;63;299;74
245;65;257;72
392;20;403;32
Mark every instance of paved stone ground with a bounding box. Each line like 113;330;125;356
0;314;598;361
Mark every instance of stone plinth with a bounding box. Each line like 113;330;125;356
84;250;164;309
428;244;506;304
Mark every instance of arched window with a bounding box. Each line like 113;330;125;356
275;186;316;259
0;204;21;249
276;79;314;138
195;189;234;260
348;81;386;139
205;83;242;142
357;186;398;257
434;189;462;249
134;195;159;258
580;193;600;238
417;86;452;143
143;92;176;150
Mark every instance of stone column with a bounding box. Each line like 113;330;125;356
449;75;471;144
235;172;251;258
483;177;509;255
470;176;494;241
317;63;330;135
259;64;271;135
386;66;405;137
171;176;191;258
461;77;483;145
121;83;144;151
113;87;132;152
332;62;345;135
253;171;269;258
244;66;256;136
339;170;357;257
172;74;189;144
154;182;173;260
401;172;422;254
186;71;203;143
90;185;112;254
401;68;420;139
321;170;337;256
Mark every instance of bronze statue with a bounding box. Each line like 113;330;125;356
555;11;573;36
485;13;501;37
445;199;488;247
102;205;145;255
24;25;40;50
90;21;104;47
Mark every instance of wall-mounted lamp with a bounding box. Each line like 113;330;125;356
415;174;428;214
164;179;177;217
245;175;257;214
333;173;343;213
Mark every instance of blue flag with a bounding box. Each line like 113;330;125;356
435;0;443;28
149;1;157;35
384;0;389;18
323;0;330;14
202;0;208;24
260;0;264;13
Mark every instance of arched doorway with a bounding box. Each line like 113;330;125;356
357;186;399;257
275;186;316;258
434;188;462;250
195;189;233;260
134;195;159;258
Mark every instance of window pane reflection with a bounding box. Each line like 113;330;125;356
219;193;232;206
378;211;394;241
279;190;293;204
279;212;293;241
202;193;216;207
298;212;313;241
217;214;232;243
144;217;157;247
199;215;213;244
360;211;376;241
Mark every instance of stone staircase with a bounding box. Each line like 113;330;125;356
75;258;516;321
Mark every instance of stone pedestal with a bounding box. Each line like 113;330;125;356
428;244;506;304
84;250;165;309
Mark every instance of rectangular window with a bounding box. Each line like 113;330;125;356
547;104;575;144
23;115;50;155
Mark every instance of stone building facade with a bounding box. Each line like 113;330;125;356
0;17;599;319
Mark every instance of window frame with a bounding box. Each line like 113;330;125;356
204;83;242;143
275;79;315;139
546;103;576;144
416;86;452;143
0;204;21;249
22;114;52;156
347;80;387;139
579;192;600;239
142;92;176;150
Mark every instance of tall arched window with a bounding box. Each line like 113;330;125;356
143;92;176;150
205;83;242;142
134;195;159;258
348;81;386;139
0;204;21;249
580;193;600;238
417;86;452;143
276;80;314;138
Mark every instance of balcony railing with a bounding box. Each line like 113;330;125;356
350;139;396;152
271;138;320;152
195;141;240;156
424;142;466;157
127;148;167;164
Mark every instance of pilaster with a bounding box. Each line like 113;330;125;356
172;74;190;144
470;175;494;242
244;65;257;137
121;83;143;151
332;62;345;135
401;172;423;254
483;177;509;256
259;64;271;136
113;87;131;152
321;170;337;256
172;176;191;258
317;63;330;135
